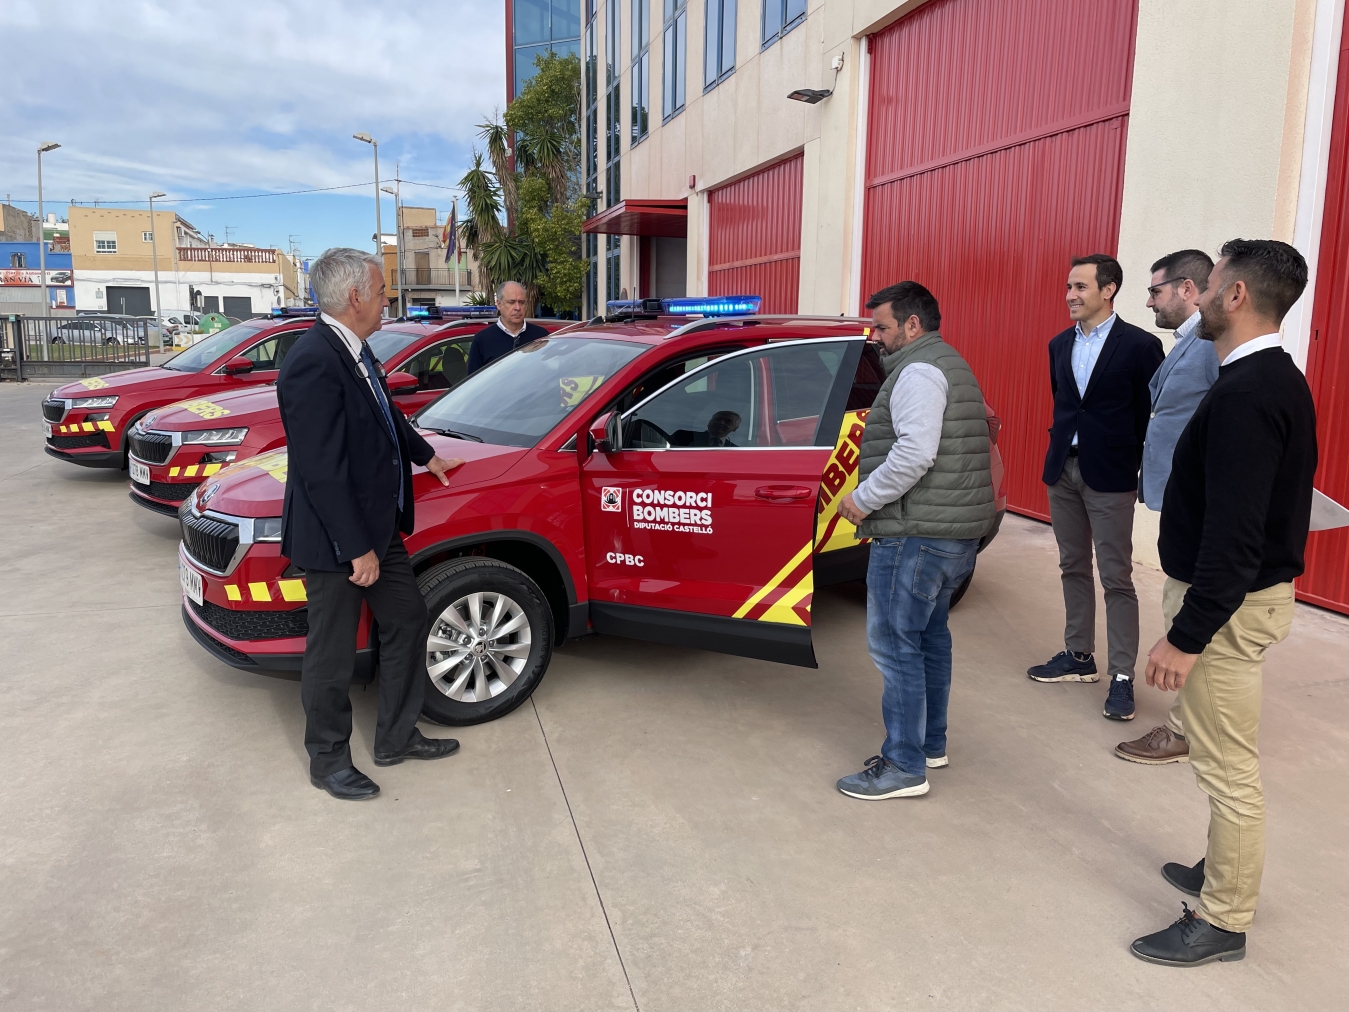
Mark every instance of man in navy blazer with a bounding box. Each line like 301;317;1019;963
1028;254;1164;722
1116;249;1219;768
278;247;464;801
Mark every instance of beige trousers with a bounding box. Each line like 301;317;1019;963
1163;577;1294;932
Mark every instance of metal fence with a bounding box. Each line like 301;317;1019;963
2;316;153;380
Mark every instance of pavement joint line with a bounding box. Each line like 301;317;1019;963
0;463;42;485
530;696;640;1012
0;604;177;619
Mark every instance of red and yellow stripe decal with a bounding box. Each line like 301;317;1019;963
733;540;814;626
56;421;114;433
169;463;223;477
221;578;307;603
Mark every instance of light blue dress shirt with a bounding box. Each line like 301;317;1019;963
1139;312;1221;509
1069;312;1116;445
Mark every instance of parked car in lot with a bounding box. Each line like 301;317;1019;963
175;302;1007;726
51;316;143;345
127;317;572;515
41;312;319;469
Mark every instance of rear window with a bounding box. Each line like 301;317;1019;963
366;330;424;364
415;336;647;447
162;322;268;373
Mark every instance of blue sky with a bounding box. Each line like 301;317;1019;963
0;0;506;259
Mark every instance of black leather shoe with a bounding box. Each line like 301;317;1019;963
1162;857;1205;897
1130;903;1245;966
373;733;461;767
311;766;380;800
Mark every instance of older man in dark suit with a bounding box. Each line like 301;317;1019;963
277;247;463;801
1028;254;1164;722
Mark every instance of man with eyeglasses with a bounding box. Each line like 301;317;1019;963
1114;250;1218;774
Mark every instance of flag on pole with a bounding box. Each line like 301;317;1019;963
443;203;457;264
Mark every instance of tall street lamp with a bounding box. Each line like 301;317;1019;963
37;141;60;327
148;192;166;345
353;133;382;257
381;182;404;318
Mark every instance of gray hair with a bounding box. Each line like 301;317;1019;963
495;280;525;302
311;247;382;312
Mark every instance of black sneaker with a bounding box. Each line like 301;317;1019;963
1103;673;1136;720
1027;650;1099;682
1130;903;1245;966
1162;857;1205;897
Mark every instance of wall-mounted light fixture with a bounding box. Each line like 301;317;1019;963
787;52;846;105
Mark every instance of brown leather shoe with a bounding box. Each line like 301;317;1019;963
1115;725;1189;764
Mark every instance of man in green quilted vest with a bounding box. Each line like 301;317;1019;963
833;282;996;800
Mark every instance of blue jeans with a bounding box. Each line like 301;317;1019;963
866;536;979;777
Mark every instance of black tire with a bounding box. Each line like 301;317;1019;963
949;562;975;609
417;558;554;726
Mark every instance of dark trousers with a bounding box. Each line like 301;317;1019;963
301;534;428;777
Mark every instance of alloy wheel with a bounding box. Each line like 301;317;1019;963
425;590;532;703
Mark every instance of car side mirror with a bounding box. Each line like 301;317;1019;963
222;356;254;375
386;370;418;395
586;410;618;456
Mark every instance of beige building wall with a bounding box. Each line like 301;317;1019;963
69;207;181;273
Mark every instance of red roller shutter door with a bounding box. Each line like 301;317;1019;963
1298;10;1349;615
708;155;803;314
861;0;1138;519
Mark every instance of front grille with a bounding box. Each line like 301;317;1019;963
138;479;199;503
191;598;309;640
129;431;173;464
48;432;110;450
42;400;67;422
179;511;239;573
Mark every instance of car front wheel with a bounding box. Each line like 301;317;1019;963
417;558;554;726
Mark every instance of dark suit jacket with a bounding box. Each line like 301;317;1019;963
277;319;435;572
1042;317;1164;493
466;321;550;374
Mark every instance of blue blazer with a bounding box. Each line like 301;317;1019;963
277;320;435;572
1042;317;1165;494
1140;329;1220;509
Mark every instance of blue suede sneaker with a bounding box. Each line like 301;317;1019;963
1027;650;1099;682
1104;673;1136;720
837;756;930;800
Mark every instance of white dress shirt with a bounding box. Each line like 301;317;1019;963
1070;312;1117;445
321;312;380;401
1220;333;1283;366
852;362;949;514
496;318;527;340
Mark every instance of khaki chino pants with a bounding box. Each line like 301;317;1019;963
1163;577;1295;932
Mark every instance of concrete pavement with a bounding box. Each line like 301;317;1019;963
1;381;1345;1011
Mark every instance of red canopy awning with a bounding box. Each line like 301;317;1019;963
582;199;688;238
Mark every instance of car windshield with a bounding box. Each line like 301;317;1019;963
415;336;647;447
367;329;425;364
162;322;268;373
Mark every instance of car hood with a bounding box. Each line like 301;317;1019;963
193;435;529;519
53;367;192;399
141;386;278;431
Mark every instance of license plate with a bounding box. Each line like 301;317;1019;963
129;458;151;485
43;420;52;438
179;559;204;606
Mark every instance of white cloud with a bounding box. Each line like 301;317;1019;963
0;0;506;203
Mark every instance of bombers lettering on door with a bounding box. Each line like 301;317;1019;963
815;409;869;554
630;487;713;533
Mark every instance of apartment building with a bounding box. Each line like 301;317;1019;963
383;205;477;310
577;0;1349;613
68;207;296;319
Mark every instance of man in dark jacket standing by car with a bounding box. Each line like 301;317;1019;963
466;280;549;374
278;247;463;801
1130;240;1316;967
1029;254;1164;721
834;282;996;800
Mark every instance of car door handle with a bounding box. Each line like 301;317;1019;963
755;485;814;502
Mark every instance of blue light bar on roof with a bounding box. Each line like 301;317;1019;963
661;295;761;316
405;305;498;321
270;306;319;317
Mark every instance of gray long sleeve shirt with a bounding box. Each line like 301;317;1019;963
852;362;949;514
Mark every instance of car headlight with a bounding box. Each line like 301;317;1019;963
182;427;248;445
254;517;283;542
71;396;119;408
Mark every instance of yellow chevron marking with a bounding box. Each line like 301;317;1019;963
169;466;180;476
184;465;198;477
202;463;221;475
248;582;270;602
97;420;114;431
79;377;109;390
733;541;813;619
82;422;94;432
277;579;307;603
758;570;814;626
225;584;242;602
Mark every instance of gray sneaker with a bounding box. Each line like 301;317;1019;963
836;755;930;800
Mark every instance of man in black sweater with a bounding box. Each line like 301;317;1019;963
466;280;549;374
1130;240;1317;968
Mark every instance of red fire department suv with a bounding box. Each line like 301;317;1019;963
176;303;1006;726
127;318;573;516
41;313;319;469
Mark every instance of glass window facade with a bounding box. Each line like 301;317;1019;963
511;0;583;99
584;8;600;317
631;0;650;145
761;0;806;48
703;0;736;91
662;1;687;120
